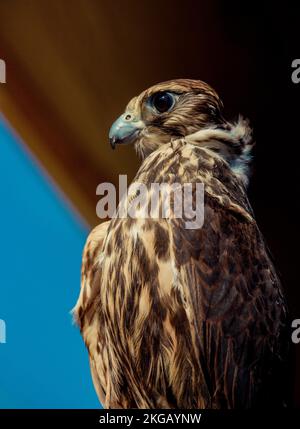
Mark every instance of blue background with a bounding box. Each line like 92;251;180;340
0;117;99;408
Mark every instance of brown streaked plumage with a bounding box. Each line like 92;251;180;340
74;79;288;408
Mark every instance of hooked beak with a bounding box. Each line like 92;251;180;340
109;113;144;149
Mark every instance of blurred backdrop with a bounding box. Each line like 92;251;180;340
0;0;299;408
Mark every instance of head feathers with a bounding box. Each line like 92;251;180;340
111;79;254;186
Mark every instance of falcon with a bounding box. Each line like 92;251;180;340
74;79;288;408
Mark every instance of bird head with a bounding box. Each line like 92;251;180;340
109;79;226;158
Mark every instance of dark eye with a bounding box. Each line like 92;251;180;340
150;92;175;113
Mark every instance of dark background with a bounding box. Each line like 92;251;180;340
217;1;300;406
0;0;299;407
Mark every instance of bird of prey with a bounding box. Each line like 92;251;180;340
74;79;288;409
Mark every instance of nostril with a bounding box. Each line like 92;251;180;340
125;114;132;121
